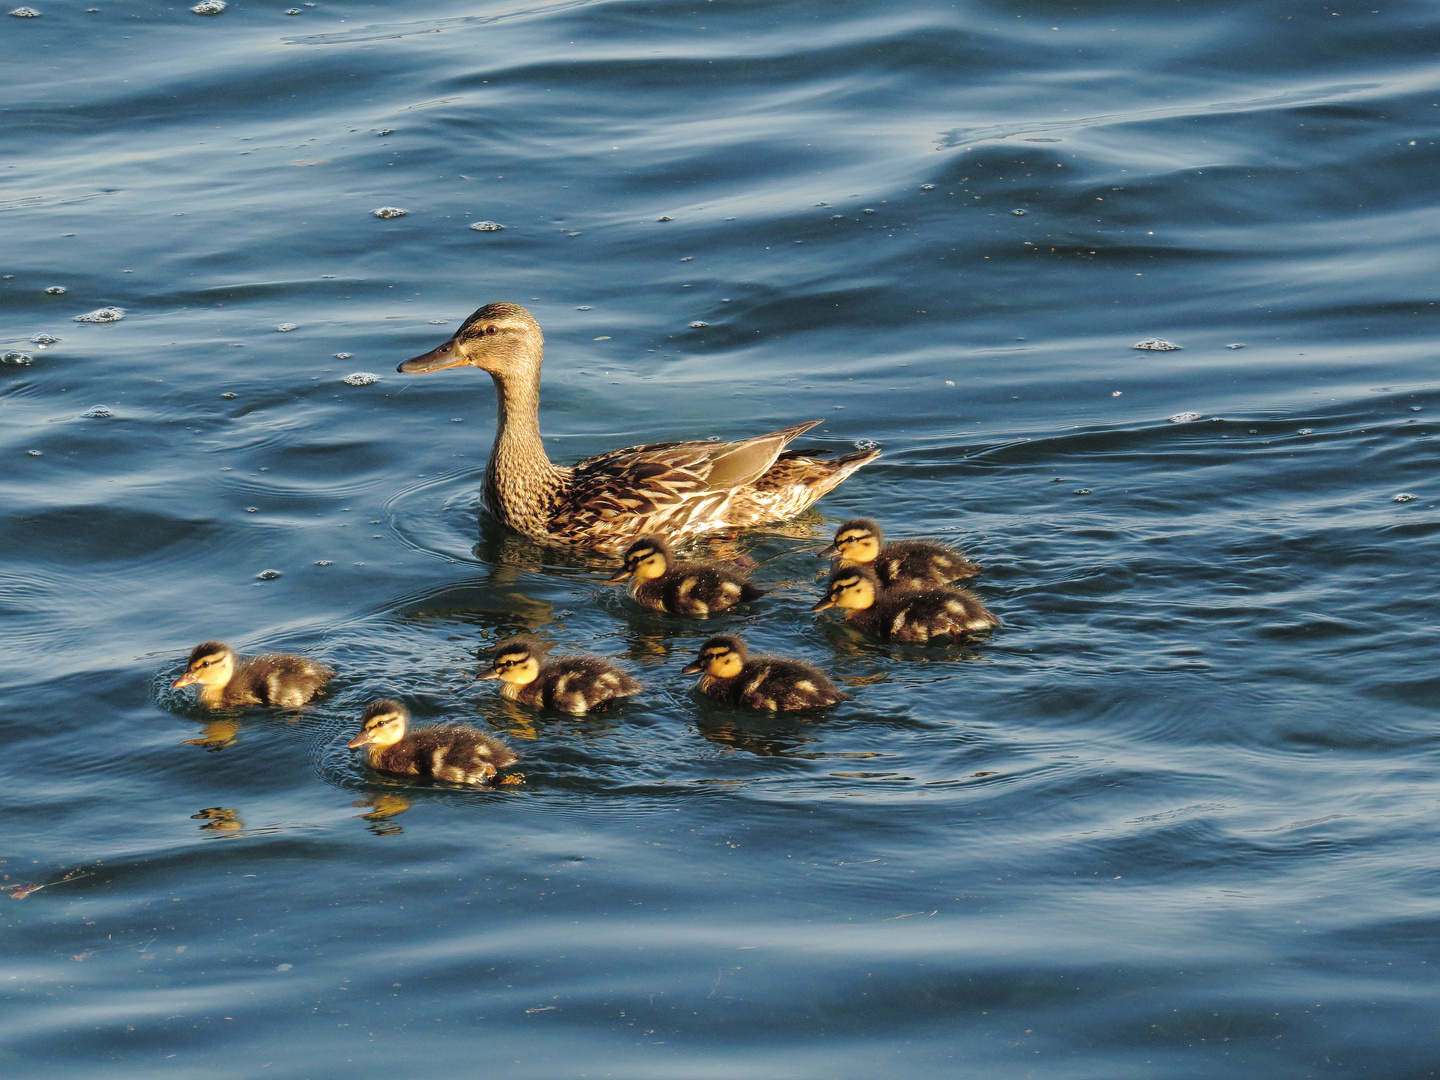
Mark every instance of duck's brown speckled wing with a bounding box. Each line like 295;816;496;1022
551;421;823;540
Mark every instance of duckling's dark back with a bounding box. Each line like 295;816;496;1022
849;586;999;644
373;725;517;783
706;657;850;711
635;563;765;615
518;656;641;712
230;654;335;707
873;540;982;589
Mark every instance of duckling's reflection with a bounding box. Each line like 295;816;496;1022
486;695;624;743
693;717;823;758
183;717;240;751
354;793;411;836
191;806;244;835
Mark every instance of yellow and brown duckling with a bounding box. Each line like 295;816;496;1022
681;635;851;712
172;641;334;708
821;517;981;588
812;565;1000;644
610;535;765;615
396;302;879;550
347;699;517;785
479;636;641;714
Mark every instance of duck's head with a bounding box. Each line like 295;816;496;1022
478;636;550;686
609;535;675;582
173;641;236;689
348;699;409;749
397;302;542;378
812;565;880;612
820;518;882;565
681;635;747;678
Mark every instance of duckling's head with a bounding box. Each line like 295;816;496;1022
397;302;543;378
348;699;410;749
821;518;882;565
812;566;880;612
478;636;550;686
173;641;236;689
609;535;676;582
681;635;748;679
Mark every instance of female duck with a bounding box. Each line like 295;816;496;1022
610;534;764;615
347;699;517;785
682;635;850;711
479;636;641;714
397;302;878;550
812;566;1000;644
822;517;981;589
172;641;334;708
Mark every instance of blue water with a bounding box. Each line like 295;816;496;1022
4;1;1440;1075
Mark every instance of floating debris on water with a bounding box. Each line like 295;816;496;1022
245;507;258;513
568;231;581;237
372;206;407;219
470;220;504;232
333;352;351;359
1169;412;1201;423
679;257;694;262
2;351;33;366
428;319;447;324
1134;338;1180;351
1075;488;1092;495
285;6;300;12
854;438;879;451
1011;209;1027;216
1298;428;1313;435
27;450;41;457
945;380;955;387
1227;343;1245;349
656;215;673;222
377;129;394;137
921;184;935;191
832;214;843;219
222;392;237;399
315;560;332;566
44;285;66;295
342;372;381;386
256;569;282;581
1393;493;1418;503
863;208;875;214
190;0;224;12
689;321;708;329
9;6;41;15
31;333;59;346
576;306;592;311
74;307;125;323
81;405;113;418
276;323;298;332
1112;391;1123;397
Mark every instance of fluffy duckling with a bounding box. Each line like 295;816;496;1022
681;635;851;711
479;636;641;714
812;565;1000;644
172;641;334;708
821;517;981;588
610;535;765;615
347;699;517;785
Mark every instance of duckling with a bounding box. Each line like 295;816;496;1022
821;517;981;588
681;635;851;711
479;636;641;714
812;565;1000;644
172;641;334;708
609;535;765;615
396;301;879;549
347;699;517;785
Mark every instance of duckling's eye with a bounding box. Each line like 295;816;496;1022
484;325;497;335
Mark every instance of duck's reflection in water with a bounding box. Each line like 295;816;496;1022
191;806;244;835
354;793;411;836
183;717;240;751
693;715;825;758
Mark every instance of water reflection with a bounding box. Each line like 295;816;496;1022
353;794;410;836
190;806;244;835
183;717;240;751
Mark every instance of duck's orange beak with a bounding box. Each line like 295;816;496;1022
347;730;373;749
811;597;836;612
172;671;199;688
680;659;704;675
398;339;466;374
607;566;634;582
476;668;502;681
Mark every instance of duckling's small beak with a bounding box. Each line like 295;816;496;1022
398;339;466;374
607;567;634;582
818;543;839;558
811;596;836;612
172;671;199;689
476;668;501;681
347;730;373;749
680;659;704;675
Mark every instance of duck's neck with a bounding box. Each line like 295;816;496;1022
484;359;565;537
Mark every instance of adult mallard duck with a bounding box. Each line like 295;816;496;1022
347;699;517;785
812;566;1000;644
172;641;334;708
397;302;878;550
821;517;981;589
609;534;765;615
682;635;851;711
478;636;641;714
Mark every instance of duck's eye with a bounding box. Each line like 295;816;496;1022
485;325;498;336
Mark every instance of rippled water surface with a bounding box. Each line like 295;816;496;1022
4;1;1440;1075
